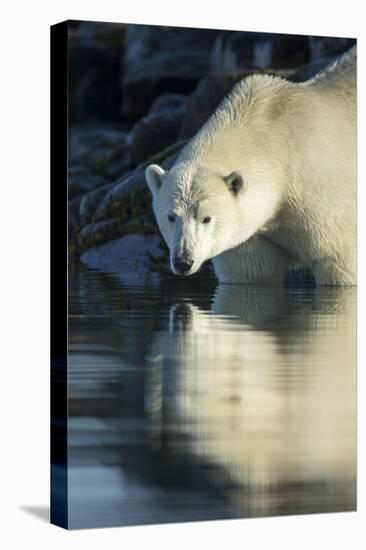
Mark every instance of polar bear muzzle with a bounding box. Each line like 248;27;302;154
172;252;194;275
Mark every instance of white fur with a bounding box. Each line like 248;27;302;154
145;47;356;285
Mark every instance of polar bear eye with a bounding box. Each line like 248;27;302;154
202;216;211;224
168;214;176;223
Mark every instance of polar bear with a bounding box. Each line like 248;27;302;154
145;47;356;285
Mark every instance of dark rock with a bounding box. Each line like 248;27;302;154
104;144;133;180
308;37;356;62
270;34;310;68
129;94;187;164
68;208;78;236
150;94;187;112
94;169;146;220
208;33;354;75
68;21;126;124
291;56;337;82
79;218;120;240
68;169;108;200
209;32;310;74
69;127;131;179
290;39;356;82
122;25;221;117
79;211;154;242
95;151;179;220
80;234;166;282
79;183;114;224
68;195;83;232
74;21;126;51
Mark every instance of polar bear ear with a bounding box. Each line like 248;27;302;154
145;164;166;195
224;171;245;196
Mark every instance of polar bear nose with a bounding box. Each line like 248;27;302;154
173;256;194;274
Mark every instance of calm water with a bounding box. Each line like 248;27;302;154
67;266;356;529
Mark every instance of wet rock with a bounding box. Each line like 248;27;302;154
79;211;155;242
122;25;221;117
68;169;108;200
129;94;187;164
68;21;125;124
291;56;337;82
95;151;179;221
104;145;133;180
68;195;83;232
79;218;120;240
94;169;146;221
308;36;356;62
291;40;356;82
68;208;78;236
69;127;131;179
151;94;187;113
74;20;126;50
80;234;165;276
209;32;310;74
79;183;114;224
270;34;310;68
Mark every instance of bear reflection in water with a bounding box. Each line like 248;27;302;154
146;284;356;516
68;270;356;525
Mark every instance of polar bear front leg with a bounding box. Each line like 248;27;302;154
212;235;294;284
312;258;356;286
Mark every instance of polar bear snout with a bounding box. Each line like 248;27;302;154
172;252;194;275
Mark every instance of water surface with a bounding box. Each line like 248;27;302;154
67;267;356;528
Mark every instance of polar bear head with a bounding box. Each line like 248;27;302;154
145;156;284;276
